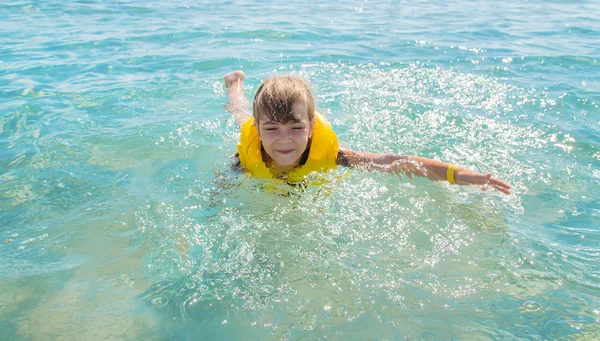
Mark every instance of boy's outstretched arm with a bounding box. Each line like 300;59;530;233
224;71;251;125
338;148;511;195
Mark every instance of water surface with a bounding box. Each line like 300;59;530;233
1;0;599;340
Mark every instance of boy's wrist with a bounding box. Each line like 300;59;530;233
446;164;457;184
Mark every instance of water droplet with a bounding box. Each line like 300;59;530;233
148;295;168;308
521;300;542;312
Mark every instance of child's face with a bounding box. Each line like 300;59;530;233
257;102;313;170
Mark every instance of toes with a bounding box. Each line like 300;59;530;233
224;71;245;88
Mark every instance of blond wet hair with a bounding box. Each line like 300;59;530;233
252;75;316;125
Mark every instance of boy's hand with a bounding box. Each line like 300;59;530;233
455;169;511;195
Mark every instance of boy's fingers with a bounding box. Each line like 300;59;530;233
492;183;511;195
491;178;511;190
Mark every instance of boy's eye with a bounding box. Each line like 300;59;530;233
265;127;277;131
292;126;304;130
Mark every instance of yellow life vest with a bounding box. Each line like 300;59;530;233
237;112;339;183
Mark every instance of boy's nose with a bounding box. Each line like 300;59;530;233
278;130;292;142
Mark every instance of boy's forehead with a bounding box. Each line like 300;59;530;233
289;102;309;119
260;102;310;123
261;113;306;124
291;102;307;112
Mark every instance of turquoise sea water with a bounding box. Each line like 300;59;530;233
1;0;599;339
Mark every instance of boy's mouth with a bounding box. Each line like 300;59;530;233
276;149;295;155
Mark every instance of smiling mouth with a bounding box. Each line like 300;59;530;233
276;149;295;155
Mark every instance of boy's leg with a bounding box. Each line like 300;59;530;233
224;71;251;125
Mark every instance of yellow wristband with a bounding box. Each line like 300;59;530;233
447;164;457;184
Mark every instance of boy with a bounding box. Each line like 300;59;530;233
224;71;511;194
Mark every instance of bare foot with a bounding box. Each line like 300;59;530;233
223;70;250;124
224;70;245;89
